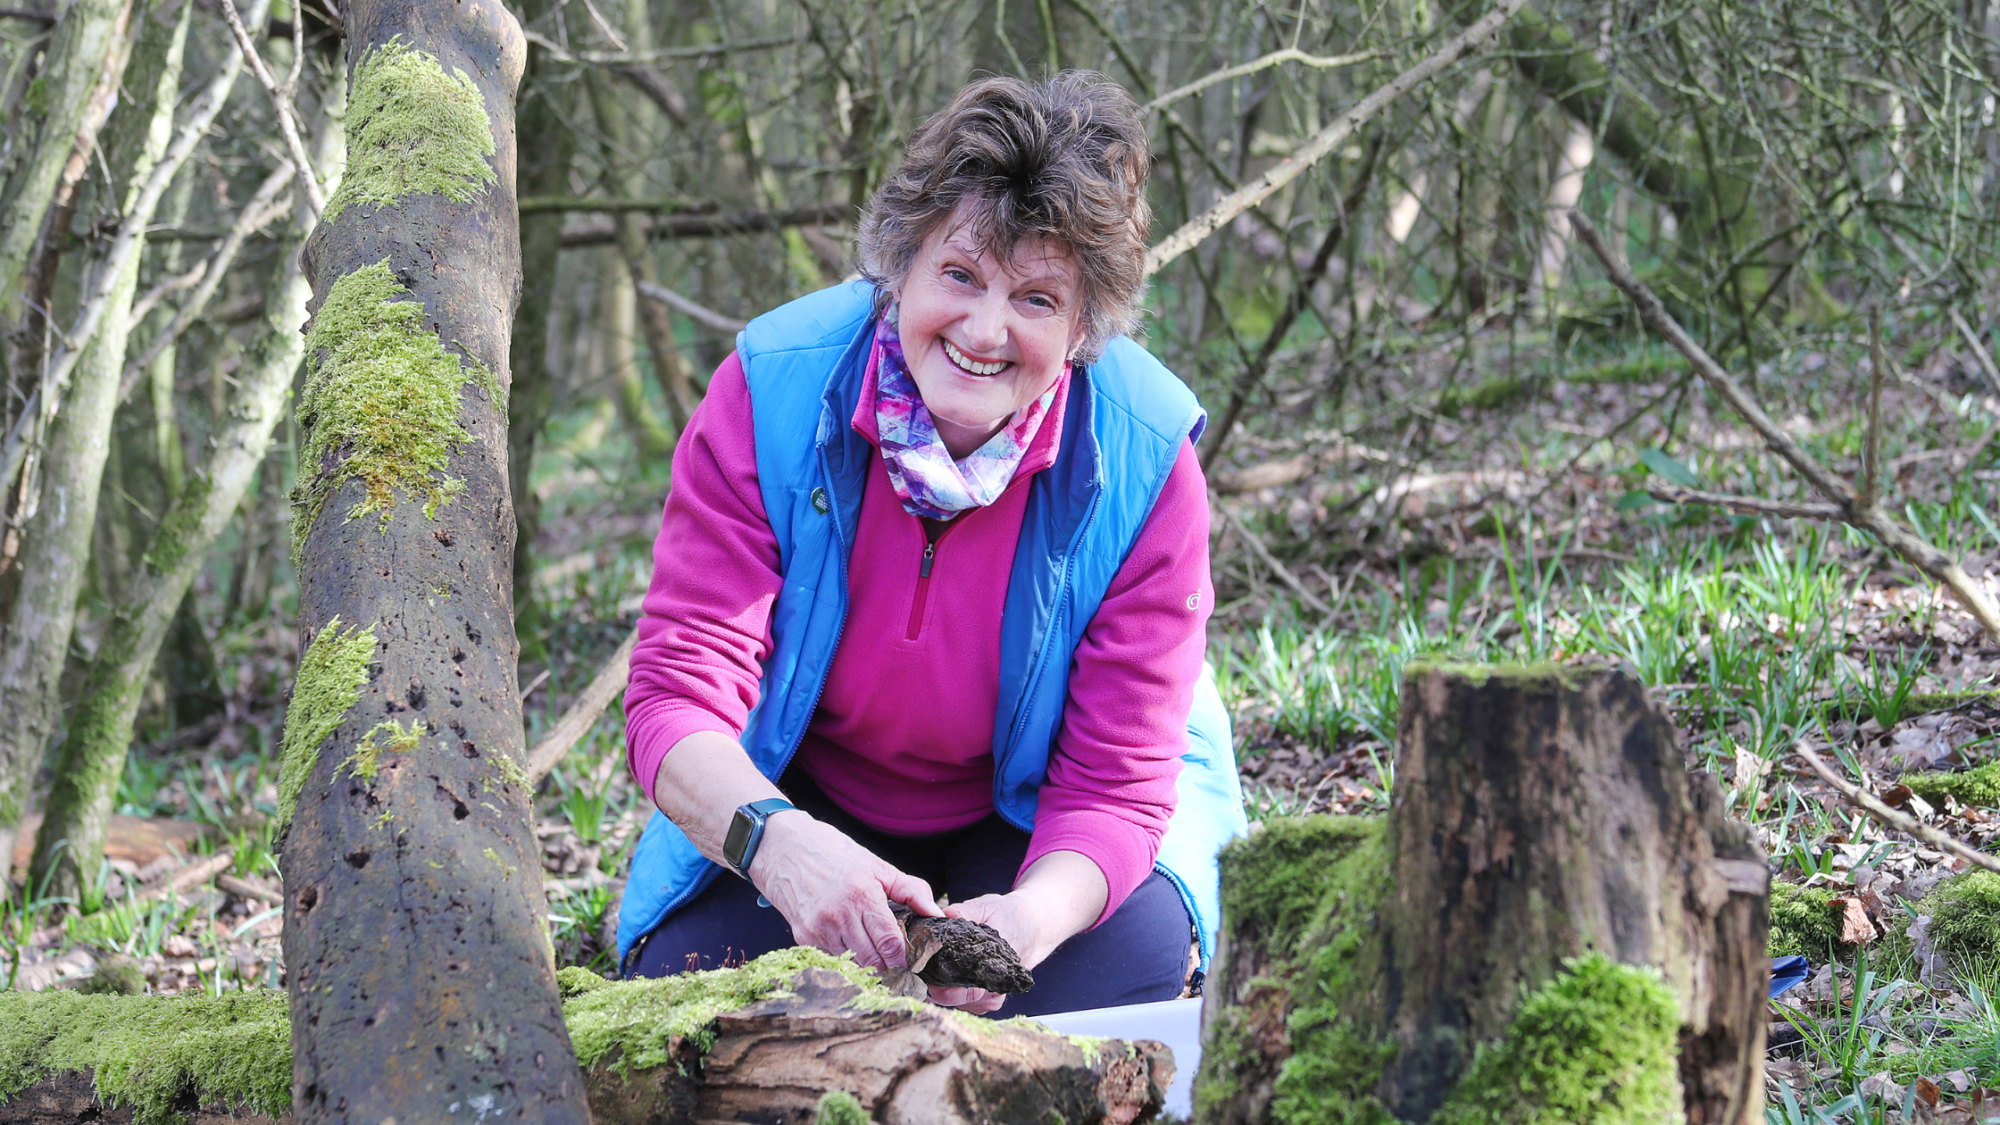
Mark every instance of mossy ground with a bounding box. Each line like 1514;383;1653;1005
1903;762;2000;808
320;37;496;224
290;260;496;559
1920;871;2000;967
0;989;289;1124
276;616;376;831
1769;882;1851;961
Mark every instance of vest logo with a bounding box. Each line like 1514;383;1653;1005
811;487;830;514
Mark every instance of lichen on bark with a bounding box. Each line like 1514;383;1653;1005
290;260;497;559
277;616;377;830
320;36;497;223
342;718;424;781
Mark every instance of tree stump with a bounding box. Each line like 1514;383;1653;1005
1193;662;1767;1125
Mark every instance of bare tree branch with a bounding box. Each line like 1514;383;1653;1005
1143;0;1530;276
1644;486;1843;520
520;27;798;63
635;279;747;333
1144;47;1380;114
1213;497;1331;616
216;0;323;215
1950;306;2000;399
1795;742;2000;876
558;202;849;246
116;160;294;405
1571;209;2000;645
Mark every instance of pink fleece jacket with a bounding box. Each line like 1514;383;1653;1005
624;351;1213;923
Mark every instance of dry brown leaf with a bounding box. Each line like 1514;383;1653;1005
1831;896;1877;944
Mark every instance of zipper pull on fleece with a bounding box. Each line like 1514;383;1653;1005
920;541;936;578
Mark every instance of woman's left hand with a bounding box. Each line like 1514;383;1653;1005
925;850;1108;1015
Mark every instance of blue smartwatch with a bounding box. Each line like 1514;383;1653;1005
722;797;796;879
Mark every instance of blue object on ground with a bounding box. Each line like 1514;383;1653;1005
1037;997;1203;1119
1770;955;1811;998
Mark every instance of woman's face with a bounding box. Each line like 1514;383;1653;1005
893;214;1081;459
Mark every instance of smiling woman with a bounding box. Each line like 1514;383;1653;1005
616;73;1245;1019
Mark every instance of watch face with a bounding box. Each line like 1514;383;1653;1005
723;809;756;870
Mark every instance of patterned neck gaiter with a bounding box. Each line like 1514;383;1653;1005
871;312;1060;521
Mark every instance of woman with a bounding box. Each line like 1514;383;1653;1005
618;72;1244;1017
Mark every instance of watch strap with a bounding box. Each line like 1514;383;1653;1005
725;797;796;878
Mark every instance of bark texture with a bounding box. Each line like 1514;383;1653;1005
1193;663;1768;1125
281;1;589;1120
27;53;346;902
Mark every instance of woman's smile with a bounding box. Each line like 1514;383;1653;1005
940;339;1010;377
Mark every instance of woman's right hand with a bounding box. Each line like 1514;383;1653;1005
748;812;943;971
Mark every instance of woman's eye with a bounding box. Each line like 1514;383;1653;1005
945;268;972;285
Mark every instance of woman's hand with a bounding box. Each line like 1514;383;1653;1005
749;812;942;971
925;850;1108;1015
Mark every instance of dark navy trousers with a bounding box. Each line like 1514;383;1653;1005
626;769;1194;1017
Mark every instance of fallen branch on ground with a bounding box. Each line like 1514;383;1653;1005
1144;0;1530;275
526;627;640;785
1213;498;1331;616
1570;210;2000;647
1794;743;2000;876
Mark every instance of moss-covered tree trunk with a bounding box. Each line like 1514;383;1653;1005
28;46;346;904
281;2;588;1120
1194;664;1768;1125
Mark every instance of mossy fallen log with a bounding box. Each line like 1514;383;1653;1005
1193;662;1769;1125
0;949;1168;1125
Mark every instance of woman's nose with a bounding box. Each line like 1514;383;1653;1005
959;291;1010;351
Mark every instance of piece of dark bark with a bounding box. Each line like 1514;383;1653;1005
890;904;1035;993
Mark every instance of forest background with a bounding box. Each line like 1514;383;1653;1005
3;0;2000;1120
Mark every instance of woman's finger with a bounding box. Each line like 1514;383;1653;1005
880;866;942;916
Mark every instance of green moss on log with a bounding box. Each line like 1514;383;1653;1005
561;948;904;1073
320;37;496;224
277;616;376;831
815;1090;869;1125
0;989;289;1124
1768;882;1849;961
290;260;496;560
1903;762;2000;808
343;718;423;781
1922;871;2000;966
1429;954;1681;1125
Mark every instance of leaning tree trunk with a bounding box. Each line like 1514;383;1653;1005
1194;663;1768;1125
29;51;347;902
282;3;588;1120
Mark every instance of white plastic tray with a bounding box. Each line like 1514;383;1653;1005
1036;997;1203;1119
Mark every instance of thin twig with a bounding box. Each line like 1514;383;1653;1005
526;627;640;785
126;259;206;326
1645;486;1843;520
1794;742;2000;876
559;202;849;246
117;161;294;404
635;279;748;333
1861;310;1888;509
1144;0;1530;276
521;27;798;64
1570;209;2000;646
1144;47;1380;114
1951;306;2000;399
1213;498;1331;616
216;0;323;216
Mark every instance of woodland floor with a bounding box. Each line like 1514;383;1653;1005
12;321;2000;1125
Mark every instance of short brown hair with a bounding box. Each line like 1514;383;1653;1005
857;72;1151;363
